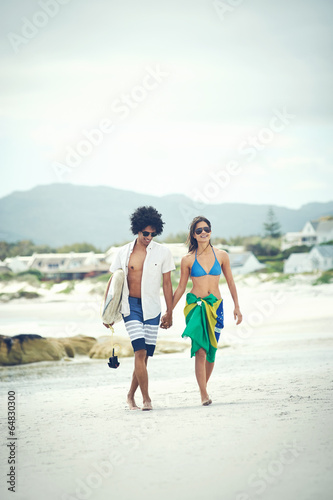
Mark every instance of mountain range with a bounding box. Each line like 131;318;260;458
0;184;332;249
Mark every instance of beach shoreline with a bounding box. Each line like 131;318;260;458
0;278;332;499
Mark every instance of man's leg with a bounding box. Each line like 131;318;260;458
134;349;152;410
127;354;148;410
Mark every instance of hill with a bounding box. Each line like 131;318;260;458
0;184;332;249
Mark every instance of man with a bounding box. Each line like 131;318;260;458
105;206;175;411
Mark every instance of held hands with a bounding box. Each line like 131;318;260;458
160;311;173;329
234;307;243;325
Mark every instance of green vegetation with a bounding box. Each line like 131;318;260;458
0;290;41;301
0;240;56;260
56;243;102;253
0;272;14;281
0;240;102;260
312;270;333;286
90;273;111;283
259;260;284;273
58;281;76;294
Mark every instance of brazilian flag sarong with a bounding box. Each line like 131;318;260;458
182;292;223;363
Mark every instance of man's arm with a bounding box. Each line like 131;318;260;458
160;271;173;329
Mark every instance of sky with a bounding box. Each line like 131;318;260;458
0;0;332;208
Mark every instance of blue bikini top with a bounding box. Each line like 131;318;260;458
190;247;222;277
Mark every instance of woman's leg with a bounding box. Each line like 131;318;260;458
206;360;215;383
195;348;211;404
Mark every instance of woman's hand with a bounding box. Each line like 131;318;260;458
234;307;243;325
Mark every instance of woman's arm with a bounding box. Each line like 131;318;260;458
220;251;243;325
172;255;191;310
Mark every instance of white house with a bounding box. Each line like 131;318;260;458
4;256;31;273
300;220;319;246
316;220;333;244
282;218;333;250
308;245;333;271
228;252;265;275
283;253;312;274
281;232;303;251
284;245;333;273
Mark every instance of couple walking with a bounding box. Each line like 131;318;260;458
105;206;242;410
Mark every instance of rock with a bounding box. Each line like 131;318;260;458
88;336;188;359
0;334;97;366
155;339;188;355
89;336;133;359
57;335;96;356
0;334;67;365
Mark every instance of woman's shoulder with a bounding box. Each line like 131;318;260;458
181;251;195;265
213;247;230;261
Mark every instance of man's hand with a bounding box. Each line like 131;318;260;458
103;322;114;329
234;307;243;325
160;311;172;329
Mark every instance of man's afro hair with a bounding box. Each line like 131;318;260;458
130;206;165;235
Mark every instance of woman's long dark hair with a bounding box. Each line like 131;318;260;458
186;216;212;253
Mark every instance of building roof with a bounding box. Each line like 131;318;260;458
309;220;320;230
285;253;310;265
316;220;333;235
311;245;333;258
229;252;254;267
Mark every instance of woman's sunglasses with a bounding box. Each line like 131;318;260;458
142;231;157;237
195;226;211;235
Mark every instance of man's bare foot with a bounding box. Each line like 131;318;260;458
127;396;140;410
142;400;153;411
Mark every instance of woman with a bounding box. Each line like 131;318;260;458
172;216;242;406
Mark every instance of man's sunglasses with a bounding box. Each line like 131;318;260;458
142;231;157;237
195;226;211;235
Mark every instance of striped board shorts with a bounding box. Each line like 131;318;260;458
123;296;161;356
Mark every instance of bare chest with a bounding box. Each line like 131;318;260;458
128;249;146;273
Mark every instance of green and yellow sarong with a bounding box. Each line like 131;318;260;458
182;292;223;363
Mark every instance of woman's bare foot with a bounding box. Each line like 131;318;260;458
201;392;212;406
142;400;153;411
127;395;140;410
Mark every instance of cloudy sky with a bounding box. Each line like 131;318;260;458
0;0;332;208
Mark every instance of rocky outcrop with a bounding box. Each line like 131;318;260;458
89;336;133;359
0;334;96;366
0;333;188;365
89;336;188;359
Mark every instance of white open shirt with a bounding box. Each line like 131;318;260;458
109;239;175;321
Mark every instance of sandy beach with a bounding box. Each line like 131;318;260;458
0;275;333;500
